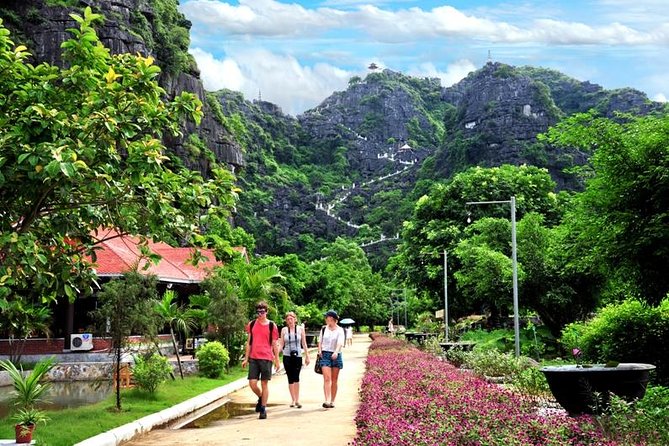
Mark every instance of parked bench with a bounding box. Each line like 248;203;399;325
439;341;476;353
404;332;438;344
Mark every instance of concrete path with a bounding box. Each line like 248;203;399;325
126;334;370;446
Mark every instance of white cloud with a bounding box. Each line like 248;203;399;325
653;93;667;102
181;0;669;46
191;47;352;115
190;48;244;91
181;0;344;37
407;59;477;88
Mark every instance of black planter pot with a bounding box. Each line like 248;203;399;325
541;363;655;415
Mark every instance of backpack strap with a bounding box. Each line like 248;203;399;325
249;319;275;347
249;319;256;347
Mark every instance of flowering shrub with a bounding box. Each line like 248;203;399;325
352;336;623;446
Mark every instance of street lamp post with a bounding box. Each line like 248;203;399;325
444;250;449;342
403;288;408;328
465;196;520;357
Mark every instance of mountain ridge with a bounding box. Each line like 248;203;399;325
2;1;665;263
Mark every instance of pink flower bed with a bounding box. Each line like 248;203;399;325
352;337;626;446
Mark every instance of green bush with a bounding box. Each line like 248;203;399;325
597;385;669;445
444;346;469;368
511;366;550;396
464;349;527;378
459;328;515;352
132;353;172;393
196;341;230;378
560;297;669;385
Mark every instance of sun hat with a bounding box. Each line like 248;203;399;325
324;309;339;320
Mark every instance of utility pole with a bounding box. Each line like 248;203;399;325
465;197;520;357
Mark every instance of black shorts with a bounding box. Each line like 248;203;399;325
283;355;303;384
248;358;273;381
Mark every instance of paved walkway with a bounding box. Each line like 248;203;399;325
127;334;370;446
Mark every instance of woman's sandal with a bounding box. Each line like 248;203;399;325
296;403;302;408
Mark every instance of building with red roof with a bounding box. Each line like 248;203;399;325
47;229;246;353
90;228;224;284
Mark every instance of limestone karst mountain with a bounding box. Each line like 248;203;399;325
2;1;664;264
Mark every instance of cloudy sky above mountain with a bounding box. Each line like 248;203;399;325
180;0;669;116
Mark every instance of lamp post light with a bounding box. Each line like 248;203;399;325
465;196;520;357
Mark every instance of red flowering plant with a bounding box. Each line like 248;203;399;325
573;347;584;367
351;335;625;446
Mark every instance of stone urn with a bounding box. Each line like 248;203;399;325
540;363;656;415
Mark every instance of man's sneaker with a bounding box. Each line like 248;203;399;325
259;408;267;419
255;398;261;412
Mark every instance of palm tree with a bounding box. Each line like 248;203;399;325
154;290;195;379
234;263;288;315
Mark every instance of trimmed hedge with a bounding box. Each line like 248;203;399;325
196;341;230;378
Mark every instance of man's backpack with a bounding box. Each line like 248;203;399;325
249;319;275;347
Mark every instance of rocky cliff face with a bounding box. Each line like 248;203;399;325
0;0;242;173
299;70;437;178
431;62;582;186
217;63;662;256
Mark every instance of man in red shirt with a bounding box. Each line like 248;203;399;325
242;301;280;419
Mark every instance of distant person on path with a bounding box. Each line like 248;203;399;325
345;325;353;347
388;319;395;334
242;301;280;419
278;311;310;408
318;309;345;408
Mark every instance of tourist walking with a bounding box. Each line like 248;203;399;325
318;309;345;408
345;325;353;347
278;311;310;408
241;301;280;419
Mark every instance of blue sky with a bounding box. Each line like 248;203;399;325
179;0;669;116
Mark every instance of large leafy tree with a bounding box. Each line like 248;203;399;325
454;217;525;324
545;113;669;304
390;164;564;315
0;9;236;308
303;238;389;327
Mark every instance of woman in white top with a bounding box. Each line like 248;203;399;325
278;311;310;408
318;309;345;408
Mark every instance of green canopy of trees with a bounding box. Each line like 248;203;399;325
0;9;237;310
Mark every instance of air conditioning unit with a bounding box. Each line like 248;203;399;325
71;333;94;351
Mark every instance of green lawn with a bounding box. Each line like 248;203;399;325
0;367;247;446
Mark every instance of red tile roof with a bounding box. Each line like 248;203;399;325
90;228;223;283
